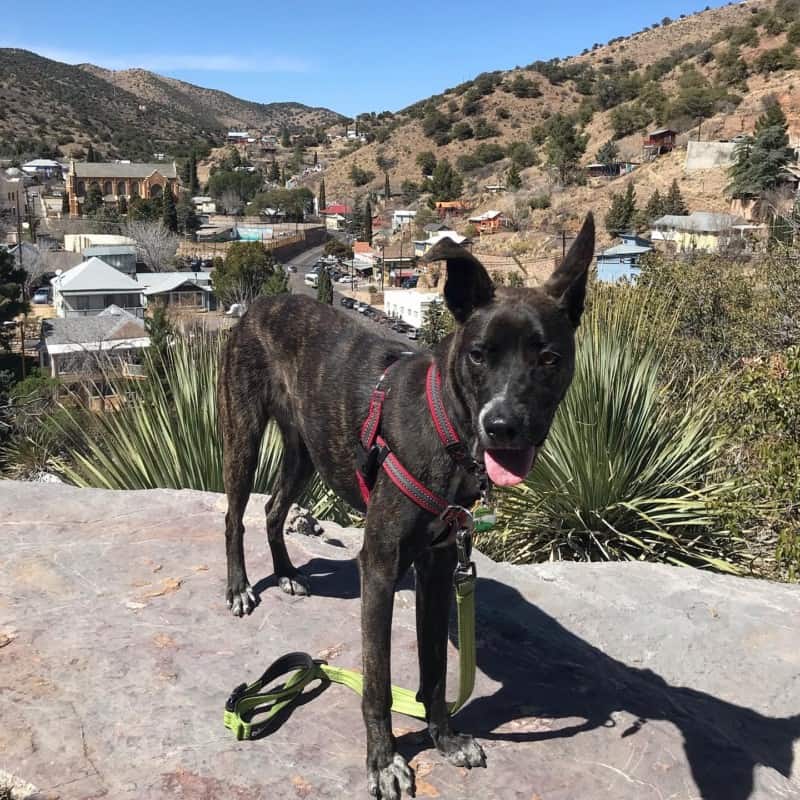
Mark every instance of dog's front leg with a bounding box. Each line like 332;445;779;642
415;547;486;768
359;536;415;799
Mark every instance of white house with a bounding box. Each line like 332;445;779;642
0;170;23;218
191;196;217;214
392;209;417;231
22;159;65;179
137;271;215;312
384;289;441;328
64;233;136;254
51;257;144;318
413;230;468;258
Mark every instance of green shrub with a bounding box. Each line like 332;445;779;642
529;193;551;210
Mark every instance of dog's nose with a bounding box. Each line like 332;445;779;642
484;417;518;447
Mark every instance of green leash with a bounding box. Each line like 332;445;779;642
223;522;479;741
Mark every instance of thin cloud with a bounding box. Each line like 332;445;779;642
5;42;311;73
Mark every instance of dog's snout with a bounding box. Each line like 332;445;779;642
484;416;518;447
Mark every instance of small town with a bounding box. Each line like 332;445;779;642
1;0;799;798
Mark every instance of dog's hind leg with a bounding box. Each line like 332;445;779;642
265;423;315;596
415;547;486;768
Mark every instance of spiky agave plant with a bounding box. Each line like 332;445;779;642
483;283;744;572
47;331;354;525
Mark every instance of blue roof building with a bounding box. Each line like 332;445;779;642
596;234;653;283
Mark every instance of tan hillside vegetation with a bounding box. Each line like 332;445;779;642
312;0;800;265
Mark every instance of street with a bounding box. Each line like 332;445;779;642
283;246;418;347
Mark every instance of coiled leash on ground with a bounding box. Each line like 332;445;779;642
223;517;480;740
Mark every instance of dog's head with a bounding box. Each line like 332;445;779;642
423;213;594;487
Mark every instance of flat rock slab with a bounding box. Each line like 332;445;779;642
1;482;799;800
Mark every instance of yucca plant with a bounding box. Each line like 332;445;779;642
482;283;745;572
46;331;354;525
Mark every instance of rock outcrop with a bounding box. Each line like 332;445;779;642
1;482;799;799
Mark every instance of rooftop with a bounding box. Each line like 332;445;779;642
52;257;143;294
41;305;147;350
652;212;748;233
72;161;178;179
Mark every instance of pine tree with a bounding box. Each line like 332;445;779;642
596;140;619;166
318;178;326;212
188;151;199;195
177;197;199;234
420;300;454;346
281;127;291;148
644;189;666;223
728;99;794;200
665;179;688;215
364;199;373;243
86;143;96;163
507;162;522;190
313;151;318;166
162;188;178;232
83;183;104;216
545;113;587;185
428;159;463;201
317;267;333;305
269;159;280;183
384;172;390;200
605;182;637;235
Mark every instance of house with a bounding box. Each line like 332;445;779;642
379;243;416;279
196;224;235;242
650;212;756;253
392;209;416;231
586;161;638;179
191;196;217;214
596;234;653;282
643;128;677;158
0;170;23;218
22;159;64;180
260;207;286;222
82;245;137;277
413;230;469;258
67;161;181;216
468;209;508;234
484;183;506;194
64;233;136;253
138;272;216;313
423;222;449;235
226;131;250;144
384;289;441;328
353;241;377;273
320;204;352;231
39;306;150;409
50;257;144;318
435;201;469;218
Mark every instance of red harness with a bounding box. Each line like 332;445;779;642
356;361;485;518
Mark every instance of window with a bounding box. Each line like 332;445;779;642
103;181;112;196
130;181;139;197
117;181;126;196
76;180;86;195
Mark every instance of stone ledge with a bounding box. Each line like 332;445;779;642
1;481;799;799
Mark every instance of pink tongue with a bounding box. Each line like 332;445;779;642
484;447;538;487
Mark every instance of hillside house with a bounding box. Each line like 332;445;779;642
650;212;760;253
22;159;64;180
138;272;216;313
586;161;638;179
320;204;352;231
39;306;150;409
192;196;217;214
67;161;181;216
51;257;144;318
392;209;416;231
414;230;469;258
643;128;677;159
468;210;508;234
435;201;469;219
596;234;653;283
226;131;250;144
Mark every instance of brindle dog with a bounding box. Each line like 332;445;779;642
218;213;594;799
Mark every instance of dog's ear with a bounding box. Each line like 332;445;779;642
543;213;594;328
423;237;494;323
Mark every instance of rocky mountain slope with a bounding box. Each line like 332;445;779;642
0;48;343;161
313;0;800;255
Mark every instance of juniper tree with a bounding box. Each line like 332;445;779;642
317;267;333;305
507;162;522;190
364;199;373;243
161;188;178;233
665;179;688;215
317;178;326;212
605;182;637;235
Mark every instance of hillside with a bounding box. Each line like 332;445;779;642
0;49;343;161
312;0;800;261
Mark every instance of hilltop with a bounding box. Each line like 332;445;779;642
0;48;344;161
312;0;800;258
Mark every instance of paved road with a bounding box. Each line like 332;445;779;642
284;246;418;347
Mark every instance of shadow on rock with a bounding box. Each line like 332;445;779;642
451;577;800;800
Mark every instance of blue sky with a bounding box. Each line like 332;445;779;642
3;0;728;117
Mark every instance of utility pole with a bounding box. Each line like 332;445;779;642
15;191;24;273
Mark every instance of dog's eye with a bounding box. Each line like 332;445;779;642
469;348;485;365
540;351;560;367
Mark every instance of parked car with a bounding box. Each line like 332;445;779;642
340;296;356;308
304;273;319;288
32;287;51;304
406;327;419;340
337;274;352;284
286;264;297;273
401;276;419;289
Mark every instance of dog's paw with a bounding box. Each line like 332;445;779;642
367;753;415;799
226;583;257;617
278;573;310;596
436;732;486;768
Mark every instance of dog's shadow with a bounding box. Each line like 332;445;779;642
253;561;800;800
